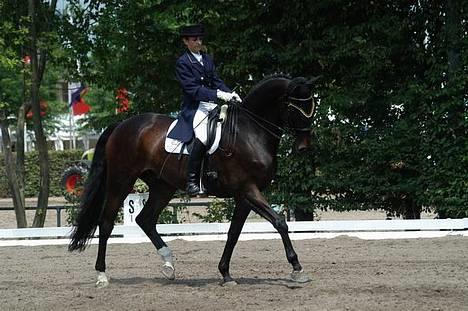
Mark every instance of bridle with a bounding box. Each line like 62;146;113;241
287;94;316;119
283;85;316;132
234;87;316;139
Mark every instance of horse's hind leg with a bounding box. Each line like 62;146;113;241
135;179;176;280
218;197;251;285
95;177;135;288
244;186;310;283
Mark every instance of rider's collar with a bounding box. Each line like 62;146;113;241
188;51;203;65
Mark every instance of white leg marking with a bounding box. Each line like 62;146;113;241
158;246;175;280
96;272;109;288
290;269;311;283
161;262;175;280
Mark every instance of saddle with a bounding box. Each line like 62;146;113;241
206;105;221;150
183;105;220;155
162;103;238;193
204;103;236;154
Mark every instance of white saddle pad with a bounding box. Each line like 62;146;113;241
165;102;222;155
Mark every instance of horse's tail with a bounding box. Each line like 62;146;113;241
68;122;120;252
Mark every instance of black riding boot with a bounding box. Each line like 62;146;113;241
186;138;206;196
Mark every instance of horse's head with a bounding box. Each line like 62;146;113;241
283;76;320;151
242;75;320;151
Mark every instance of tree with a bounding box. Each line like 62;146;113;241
1;0;68;227
27;0;61;227
253;1;467;219
0;2;29;227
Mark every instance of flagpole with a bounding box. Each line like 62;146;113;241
68;82;76;149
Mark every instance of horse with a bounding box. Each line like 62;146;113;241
69;75;319;288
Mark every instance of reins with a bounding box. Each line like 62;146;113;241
236;104;285;140
232;90;315;141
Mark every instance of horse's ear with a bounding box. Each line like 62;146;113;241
306;76;321;86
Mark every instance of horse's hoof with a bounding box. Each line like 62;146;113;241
96;272;109;288
290;269;311;283
222;280;238;287
162;263;175;280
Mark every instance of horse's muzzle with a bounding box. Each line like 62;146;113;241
294;130;311;152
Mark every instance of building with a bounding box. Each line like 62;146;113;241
0;113;100;153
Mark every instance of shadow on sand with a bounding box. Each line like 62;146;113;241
110;276;308;289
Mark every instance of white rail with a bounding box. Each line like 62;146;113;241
1;218;467;240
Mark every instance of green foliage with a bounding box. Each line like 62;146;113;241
0;149;83;198
193;198;235;223
64;192;81;226
128;179;180;224
133;179;149;194
267;134;317;218
0;18;24;115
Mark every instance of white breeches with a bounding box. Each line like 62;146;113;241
193;101;217;146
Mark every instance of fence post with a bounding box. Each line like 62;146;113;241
56;206;61;227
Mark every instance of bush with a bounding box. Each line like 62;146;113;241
0;149;84;198
193;198;235;223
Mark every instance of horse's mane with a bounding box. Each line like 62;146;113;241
245;74;291;101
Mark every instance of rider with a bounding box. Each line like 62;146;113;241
167;24;241;196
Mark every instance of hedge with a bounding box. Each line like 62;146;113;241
0;149;84;198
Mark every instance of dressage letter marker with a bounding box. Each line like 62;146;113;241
123;193;148;225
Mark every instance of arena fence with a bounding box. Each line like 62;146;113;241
1;218;467;247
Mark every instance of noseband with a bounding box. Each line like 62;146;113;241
284;90;316;132
287;94;316;119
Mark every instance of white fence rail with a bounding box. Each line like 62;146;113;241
1;219;467;241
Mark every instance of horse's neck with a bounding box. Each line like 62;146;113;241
235;80;288;156
243;79;288;124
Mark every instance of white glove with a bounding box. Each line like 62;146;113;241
217;90;234;102
232;92;242;103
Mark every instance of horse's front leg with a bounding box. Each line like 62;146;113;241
245;187;310;283
218;198;251;286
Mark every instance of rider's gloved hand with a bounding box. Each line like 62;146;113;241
217;90;234;102
216;90;233;102
232;92;242;103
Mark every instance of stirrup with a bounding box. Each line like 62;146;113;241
186;182;200;196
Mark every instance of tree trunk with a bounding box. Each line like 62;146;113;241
403;198;421;220
0;111;27;228
294;207;314;221
16;104;26;210
29;0;49;227
17;48;28;200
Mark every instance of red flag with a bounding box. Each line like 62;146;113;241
70;85;91;115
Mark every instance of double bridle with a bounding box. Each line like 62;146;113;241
287;94;316;119
234;90;316;139
218;85;316;157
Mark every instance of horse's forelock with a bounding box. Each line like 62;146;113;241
287;77;308;95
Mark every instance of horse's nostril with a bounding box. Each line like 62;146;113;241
295;140;309;152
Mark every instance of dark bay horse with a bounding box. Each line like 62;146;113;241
69;75;319;287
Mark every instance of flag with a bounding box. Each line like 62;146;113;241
70;85;91;115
